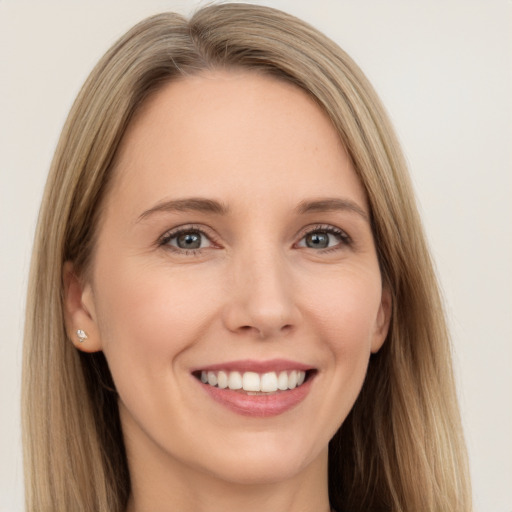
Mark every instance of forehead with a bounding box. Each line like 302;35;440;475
107;70;366;214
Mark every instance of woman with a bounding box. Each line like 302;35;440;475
22;3;472;511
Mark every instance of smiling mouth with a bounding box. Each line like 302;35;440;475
193;369;315;394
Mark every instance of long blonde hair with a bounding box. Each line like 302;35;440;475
23;4;472;511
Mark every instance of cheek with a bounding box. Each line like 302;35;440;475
93;261;221;379
304;270;383;414
307;270;383;351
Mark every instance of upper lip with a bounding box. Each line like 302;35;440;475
191;358;314;374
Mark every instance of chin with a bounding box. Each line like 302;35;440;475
195;436;327;486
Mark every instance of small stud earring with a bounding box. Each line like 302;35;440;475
76;329;88;343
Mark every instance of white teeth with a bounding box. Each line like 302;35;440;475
207;371;217;387
288;370;297;389
277;371;288;390
260;372;278;392
217;370;228;389
242;372;260;392
228;371;242;390
199;370;307;392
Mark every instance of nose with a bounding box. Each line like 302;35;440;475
222;249;301;339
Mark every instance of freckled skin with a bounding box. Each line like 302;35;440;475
71;71;391;512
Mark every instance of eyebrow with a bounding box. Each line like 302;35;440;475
295;198;369;221
137;197;229;222
137;196;369;223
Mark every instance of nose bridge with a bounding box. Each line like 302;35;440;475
223;243;299;337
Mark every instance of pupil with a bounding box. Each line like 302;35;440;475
306;232;328;248
177;232;201;249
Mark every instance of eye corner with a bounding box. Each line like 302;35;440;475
295;224;353;252
157;224;221;254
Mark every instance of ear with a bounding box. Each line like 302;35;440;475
62;261;103;353
370;286;392;354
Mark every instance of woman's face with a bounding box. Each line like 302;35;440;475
73;71;390;486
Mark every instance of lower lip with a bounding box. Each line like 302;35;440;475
197;377;314;417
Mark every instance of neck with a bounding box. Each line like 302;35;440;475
125;441;331;512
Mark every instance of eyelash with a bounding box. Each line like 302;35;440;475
295;224;353;252
158;224;352;255
158;225;219;256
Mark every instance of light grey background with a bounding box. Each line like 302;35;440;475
1;1;510;510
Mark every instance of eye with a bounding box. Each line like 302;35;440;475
296;226;351;250
160;227;213;252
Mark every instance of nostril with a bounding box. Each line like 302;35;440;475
237;325;261;336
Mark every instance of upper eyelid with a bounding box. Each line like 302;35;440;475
161;224;214;235
295;223;351;240
157;223;351;248
158;224;218;246
293;225;353;252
